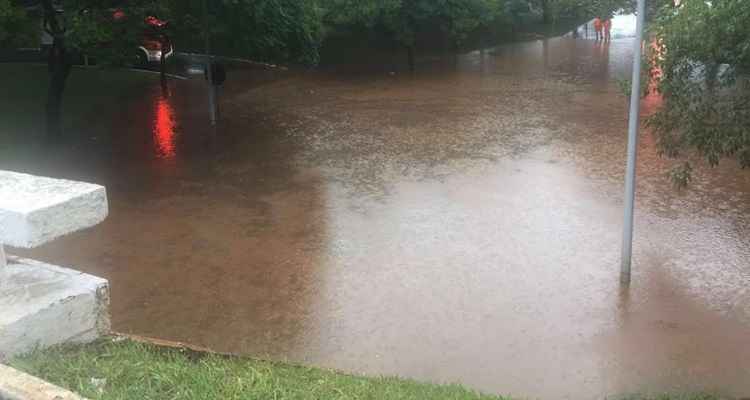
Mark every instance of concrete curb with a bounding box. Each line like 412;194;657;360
125;68;189;80
175;52;289;71
0;364;88;400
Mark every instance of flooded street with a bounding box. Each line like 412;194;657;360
4;16;750;399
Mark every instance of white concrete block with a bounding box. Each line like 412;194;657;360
0;171;108;249
0;363;89;400
0;256;110;361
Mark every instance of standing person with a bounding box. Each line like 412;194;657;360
603;18;612;42
593;17;603;41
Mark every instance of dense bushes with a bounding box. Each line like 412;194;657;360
2;0;629;66
647;0;750;184
0;0;35;47
166;0;324;66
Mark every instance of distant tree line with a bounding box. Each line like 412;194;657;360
2;0;635;67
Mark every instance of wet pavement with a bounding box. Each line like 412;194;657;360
3;16;750;399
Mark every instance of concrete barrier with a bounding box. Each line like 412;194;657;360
0;170;110;361
0;257;110;360
0;364;88;400
0;171;108;249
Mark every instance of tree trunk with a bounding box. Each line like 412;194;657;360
46;37;71;139
42;0;71;139
542;0;552;25
706;63;719;94
390;39;398;73
453;41;459;70
407;45;415;73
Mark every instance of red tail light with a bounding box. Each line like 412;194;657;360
146;16;168;28
143;40;162;51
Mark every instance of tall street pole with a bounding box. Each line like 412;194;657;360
203;0;217;126
621;0;648;285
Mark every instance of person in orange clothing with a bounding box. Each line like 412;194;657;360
593;17;603;41
603;18;612;42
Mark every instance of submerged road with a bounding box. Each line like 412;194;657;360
5;16;750;399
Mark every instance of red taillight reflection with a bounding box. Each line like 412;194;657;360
154;96;176;159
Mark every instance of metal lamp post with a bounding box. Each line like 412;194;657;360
621;0;648;285
203;0;217;126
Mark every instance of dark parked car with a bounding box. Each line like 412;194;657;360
135;15;174;65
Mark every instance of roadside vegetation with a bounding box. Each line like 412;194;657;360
645;0;750;185
11;338;505;400
10;338;728;400
0;0;35;47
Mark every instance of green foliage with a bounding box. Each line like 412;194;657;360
322;0;507;49
23;1;171;66
439;0;506;46
322;0;425;47
11;339;506;400
647;0;750;184
65;3;157;66
10;339;727;400
0;0;36;47
589;0;627;18
557;0;671;21
505;0;537;24
165;0;325;66
558;0;626;19
6;0;323;66
526;0;631;22
549;0;591;20
620;0;675;22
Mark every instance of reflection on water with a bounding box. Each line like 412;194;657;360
153;95;176;160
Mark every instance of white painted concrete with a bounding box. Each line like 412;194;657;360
0;171;108;249
0;170;110;372
0;256;110;362
0;363;88;400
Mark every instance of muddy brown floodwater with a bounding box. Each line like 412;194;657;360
5;17;750;399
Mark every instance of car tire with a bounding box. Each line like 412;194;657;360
134;50;148;68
